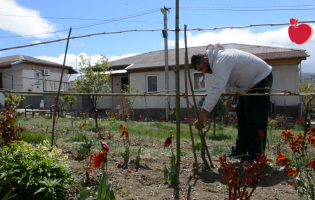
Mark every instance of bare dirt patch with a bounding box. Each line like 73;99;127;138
63;138;300;200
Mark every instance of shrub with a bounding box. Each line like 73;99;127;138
0;106;24;144
0;140;76;200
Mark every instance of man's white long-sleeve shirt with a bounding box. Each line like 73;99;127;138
201;46;272;113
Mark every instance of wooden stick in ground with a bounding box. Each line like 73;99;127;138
183;30;198;169
51;27;72;147
184;25;214;168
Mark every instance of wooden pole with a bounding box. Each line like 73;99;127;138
183;25;198;169
184;32;214;168
175;0;180;165
51;27;72;147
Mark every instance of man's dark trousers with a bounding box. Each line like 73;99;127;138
235;72;273;155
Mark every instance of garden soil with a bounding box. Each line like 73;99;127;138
62;138;302;200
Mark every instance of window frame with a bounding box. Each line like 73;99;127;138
34;72;41;85
146;75;158;92
193;72;206;91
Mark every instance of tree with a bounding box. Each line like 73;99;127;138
70;55;111;129
4;93;26;108
198;96;229;137
299;80;315;116
60;95;77;127
121;84;138;120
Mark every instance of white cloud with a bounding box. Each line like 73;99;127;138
168;25;315;72
35;53;140;71
32;40;41;44
75;42;85;47
0;0;57;39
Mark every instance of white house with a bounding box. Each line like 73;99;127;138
0;55;78;108
100;44;308;120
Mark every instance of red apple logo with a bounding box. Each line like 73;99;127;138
288;18;313;45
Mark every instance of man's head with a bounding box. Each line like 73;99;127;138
191;53;212;74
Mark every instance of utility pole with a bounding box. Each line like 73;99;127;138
161;6;170;121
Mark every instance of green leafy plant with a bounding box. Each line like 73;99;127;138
60;95;77;127
76;171;116;200
121;146;130;168
163;150;179;185
274;114;286;130
135;147;141;167
0;140;76;200
70;55;112;129
4;93;26;108
163;166;169;182
194;141;201;151
122;84;139;119
78;135;93;155
299;79;315;115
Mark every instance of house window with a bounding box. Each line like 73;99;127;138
147;75;157;92
193;72;206;91
34;72;40;85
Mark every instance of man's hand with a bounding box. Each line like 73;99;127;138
195;109;209;130
226;99;236;112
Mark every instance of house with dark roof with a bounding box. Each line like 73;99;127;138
98;43;309;120
0;55;78;108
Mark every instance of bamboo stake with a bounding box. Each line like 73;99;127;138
51;27;72;147
184;25;214;169
175;0;181;166
183;25;198;169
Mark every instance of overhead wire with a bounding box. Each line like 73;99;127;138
1;20;315;52
1;5;315;39
0;8;160;39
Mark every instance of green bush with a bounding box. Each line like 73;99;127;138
0;140;76;200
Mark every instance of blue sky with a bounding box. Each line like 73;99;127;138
0;0;314;75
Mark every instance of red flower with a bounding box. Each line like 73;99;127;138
20;127;25;131
114;113;118;116
164;136;173;146
6;114;13;119
307;159;315;169
94;129;99;133
276;152;290;171
101;141;109;152
255;129;264;141
281;129;294;141
120;124;129;138
288;168;298;178
94;141;109;169
80;123;86;128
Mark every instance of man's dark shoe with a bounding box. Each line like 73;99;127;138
240;155;256;164
226;146;247;158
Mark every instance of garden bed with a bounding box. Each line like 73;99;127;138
2;114;312;199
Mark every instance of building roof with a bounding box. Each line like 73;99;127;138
110;43;309;70
0;54;78;74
